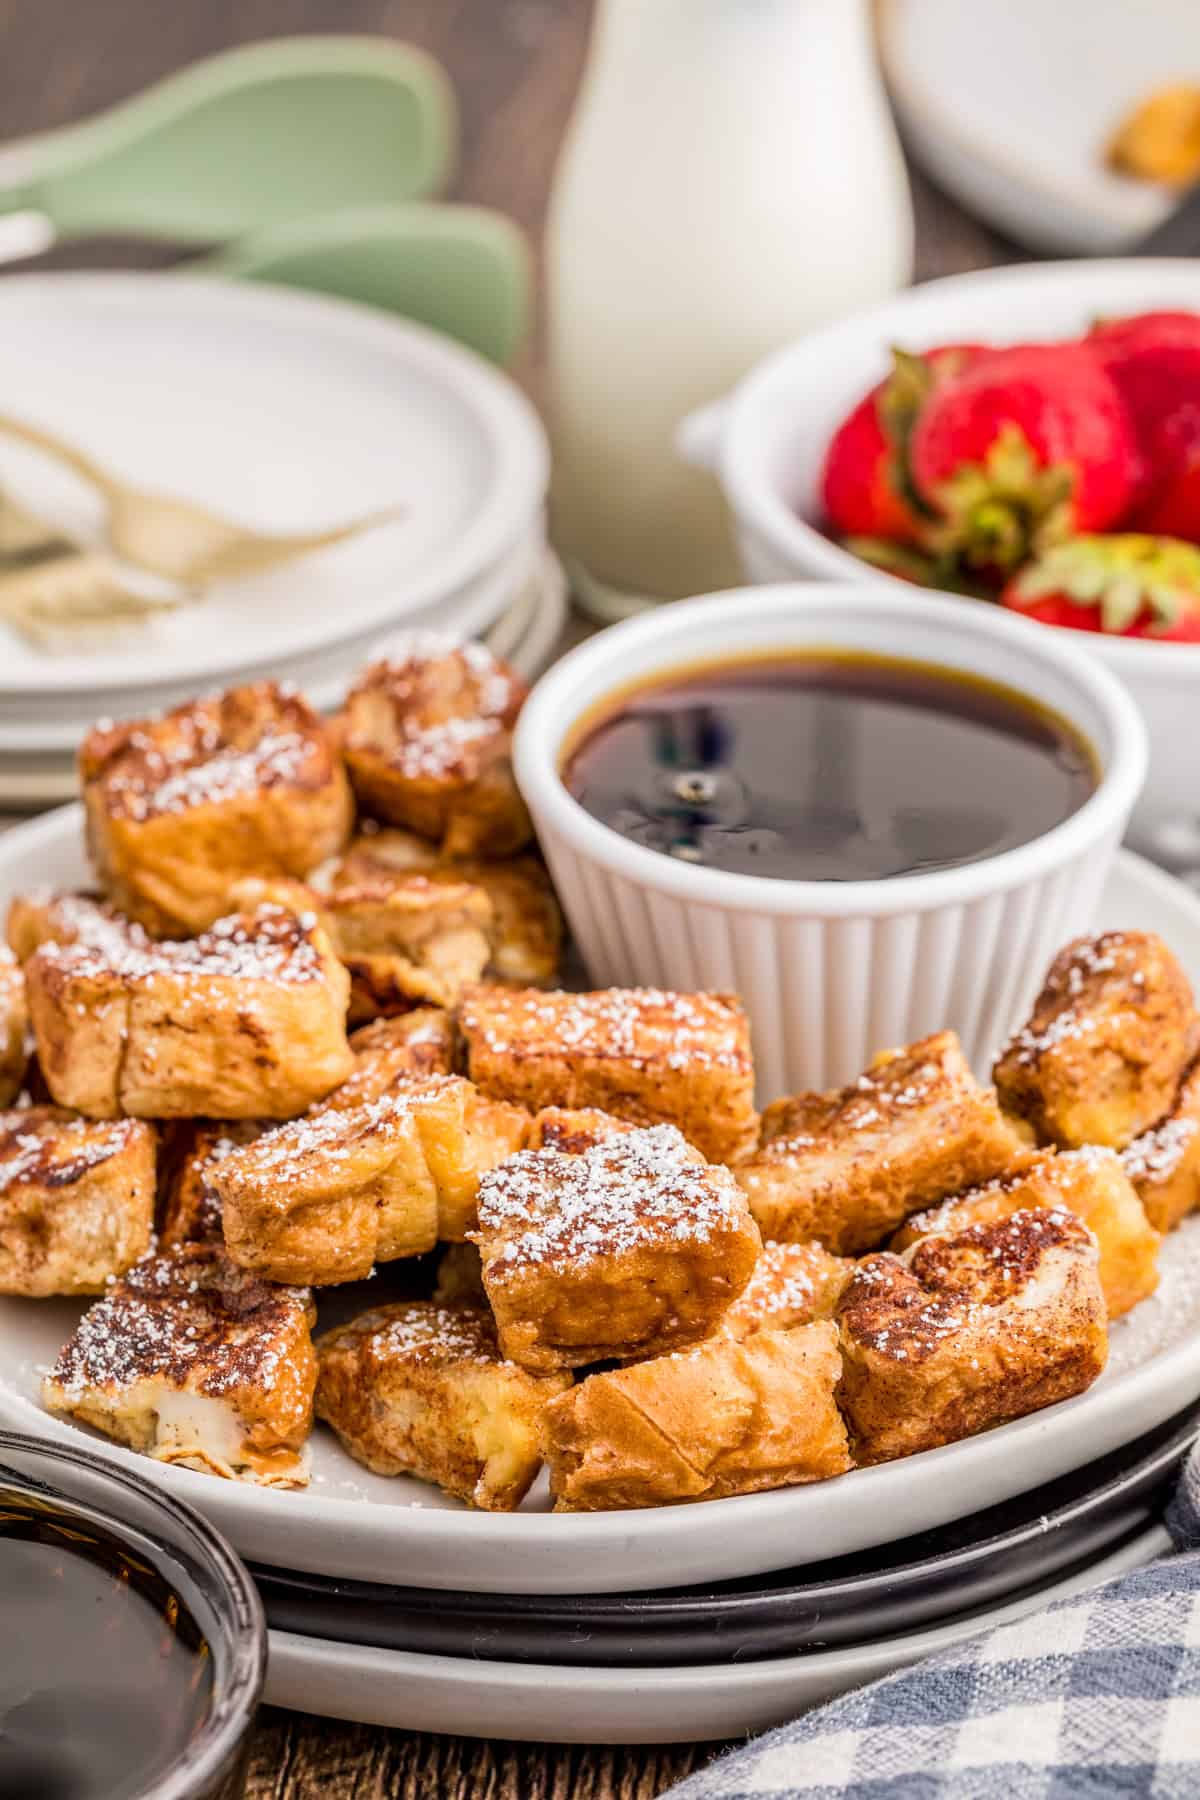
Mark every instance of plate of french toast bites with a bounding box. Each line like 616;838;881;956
2;633;1200;1595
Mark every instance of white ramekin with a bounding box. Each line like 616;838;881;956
676;260;1200;853
514;584;1147;1101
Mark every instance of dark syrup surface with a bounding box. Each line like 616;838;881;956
0;1489;214;1800
563;651;1098;881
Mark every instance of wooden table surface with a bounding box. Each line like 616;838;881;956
0;2;1022;1793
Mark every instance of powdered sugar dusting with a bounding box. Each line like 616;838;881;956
462;986;749;1072
36;904;327;987
475;1124;747;1272
1123;1116;1199;1185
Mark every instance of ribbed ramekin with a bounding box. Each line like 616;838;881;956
514;585;1147;1100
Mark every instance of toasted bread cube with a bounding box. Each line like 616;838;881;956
334;1010;458;1108
0;1107;156;1295
994;931;1197;1149
735;1032;1021;1255
157;1119;266;1248
543;1322;851;1511
338;639;531;855
333;830;562;986
432;1241;486;1305
0;948;27;1106
80;682;352;937
837;1210;1107;1465
325;857;492;1019
43;1244;317;1487
1122;1055;1200;1234
6;890;137;965
459;986;759;1165
721;1241;854;1340
892;1145;1160;1320
26;906;353;1120
214;1089;443;1285
316;1301;571;1510
472;1125;762;1371
527;1107;640;1154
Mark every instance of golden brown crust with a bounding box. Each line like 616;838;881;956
721;1240;854;1340
542;1323;851;1511
6;890;129;964
735;1032;1022;1254
316;1301;571;1510
1123;1054;1200;1234
837;1210;1108;1465
472;1125;762;1371
0;1105;156;1295
0;948;27;1106
25;905;353;1120
432;1240;486;1305
80;682;353;936
337;640;531;855
43;1242;317;1487
892;1145;1160;1320
527;1106;640;1155
458;985;759;1165
994;932;1197;1149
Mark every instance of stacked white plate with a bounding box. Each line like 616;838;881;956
0;273;558;809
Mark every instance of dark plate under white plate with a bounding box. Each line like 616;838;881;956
253;1401;1199;1667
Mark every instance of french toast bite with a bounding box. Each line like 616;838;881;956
323;857;493;1019
316;1301;571;1511
0;1107;156;1296
837;1210;1108;1465
458;985;759;1164
215;1073;527;1283
1123;1056;1200;1234
213;1088;444;1286
993;931;1197;1149
735;1031;1021;1254
0;947;27;1105
542;1322;851;1511
80;681;352;936
332;830;562;986
891;1145;1160;1320
26;904;353;1120
42;1243;317;1487
471;1125;762;1372
338;638;532;855
721;1240;854;1340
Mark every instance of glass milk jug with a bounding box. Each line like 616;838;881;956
546;0;913;610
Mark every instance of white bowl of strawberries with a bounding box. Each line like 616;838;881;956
680;261;1200;858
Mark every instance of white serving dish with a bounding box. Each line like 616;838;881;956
514;584;1145;1096
878;0;1181;256
263;1525;1168;1742
679;260;1200;850
0;273;548;700
3;812;1195;1596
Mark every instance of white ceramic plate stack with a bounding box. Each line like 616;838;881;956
0;273;559;810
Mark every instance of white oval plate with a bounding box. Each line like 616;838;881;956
0;274;547;697
880;0;1183;255
0;811;1198;1593
264;1527;1168;1741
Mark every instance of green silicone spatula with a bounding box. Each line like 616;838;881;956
0;37;456;252
192;204;531;366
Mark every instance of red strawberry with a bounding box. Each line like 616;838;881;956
1136;402;1200;539
909;344;1139;574
1087;311;1200;532
1001;534;1200;640
820;345;981;543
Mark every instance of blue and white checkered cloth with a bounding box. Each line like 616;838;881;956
663;1439;1200;1799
